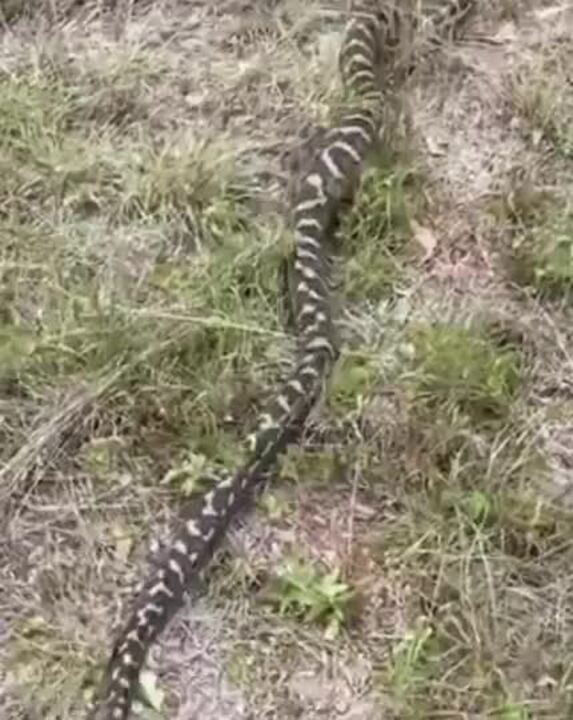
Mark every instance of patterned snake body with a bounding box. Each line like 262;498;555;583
91;3;474;718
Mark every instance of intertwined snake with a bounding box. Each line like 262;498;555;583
90;2;475;718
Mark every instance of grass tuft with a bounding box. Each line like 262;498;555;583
340;157;424;303
407;323;524;423
510;211;573;299
263;557;355;638
512;58;573;159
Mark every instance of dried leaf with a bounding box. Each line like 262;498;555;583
110;522;133;562
138;670;165;712
411;220;438;262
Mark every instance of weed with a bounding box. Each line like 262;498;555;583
329;352;382;413
340;162;422;302
510;211;573;299
279;446;343;489
496;703;531;720
258;491;291;521
385;621;435;709
367;394;571;717
407;323;523;423
0;75;70;152
63;49;167;130
512;59;573;158
263;557;355;638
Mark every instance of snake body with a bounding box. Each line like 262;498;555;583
91;3;475;718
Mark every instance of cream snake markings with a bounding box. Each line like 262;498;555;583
89;2;475;718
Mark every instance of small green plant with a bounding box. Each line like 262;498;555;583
162;429;246;498
458;488;496;526
329;353;380;413
387;622;435;702
340;164;420;302
510;213;573;298
258;491;291;520
264;558;354;638
279;446;342;488
496;700;531;720
161;450;213;496
408;324;523;422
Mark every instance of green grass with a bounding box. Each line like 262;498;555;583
364;380;569;717
510;211;573;299
0;53;285;716
512;57;573;159
0;68;282;471
340;158;424;303
263;557;355;637
350;320;572;717
268;317;571;717
372;465;572;717
488;174;573;300
3;4;573;720
407;323;524;422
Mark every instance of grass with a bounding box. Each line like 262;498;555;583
492;177;573;300
0;24;287;717
488;171;573;301
2;2;573;720
372;464;573;716
510;210;573;299
407;323;523;421
505;19;573;300
512;53;573;159
263;557;355;637
339;157;424;303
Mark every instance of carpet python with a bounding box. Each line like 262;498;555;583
90;2;476;718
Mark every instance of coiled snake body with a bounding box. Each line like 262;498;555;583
91;2;475;718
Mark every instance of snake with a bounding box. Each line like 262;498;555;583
89;2;476;718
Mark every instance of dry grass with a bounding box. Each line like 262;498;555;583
1;1;573;719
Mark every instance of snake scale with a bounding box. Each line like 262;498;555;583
90;2;476;718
